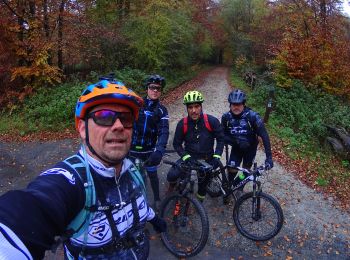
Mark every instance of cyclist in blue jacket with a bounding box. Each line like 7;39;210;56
221;89;273;199
130;75;169;211
0;78;166;260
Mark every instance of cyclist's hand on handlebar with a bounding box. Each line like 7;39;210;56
181;154;198;166
210;155;222;169
147;150;163;166
265;157;274;170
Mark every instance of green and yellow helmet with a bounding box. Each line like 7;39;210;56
183;90;204;105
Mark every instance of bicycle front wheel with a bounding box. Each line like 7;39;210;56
206;175;223;198
159;194;209;258
233;192;284;241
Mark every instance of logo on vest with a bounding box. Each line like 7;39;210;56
40;168;75;184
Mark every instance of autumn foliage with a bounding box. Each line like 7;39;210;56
269;1;350;97
1;0;350;107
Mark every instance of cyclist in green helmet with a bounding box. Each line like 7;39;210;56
166;90;225;202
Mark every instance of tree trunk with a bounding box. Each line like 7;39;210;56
319;0;327;29
58;0;65;70
125;0;130;17
43;0;52;65
117;0;123;21
16;1;26;66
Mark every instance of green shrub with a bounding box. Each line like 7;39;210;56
230;69;350;189
0;66;207;134
21;80;85;130
250;80;350;146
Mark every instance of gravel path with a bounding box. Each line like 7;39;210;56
154;67;350;259
0;67;349;259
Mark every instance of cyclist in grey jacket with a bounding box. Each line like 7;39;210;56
221;89;273;194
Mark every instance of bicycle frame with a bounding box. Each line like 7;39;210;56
212;162;265;198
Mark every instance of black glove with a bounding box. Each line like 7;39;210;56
181;155;197;166
150;215;167;233
210;157;222;169
265;157;274;170
147;150;163;166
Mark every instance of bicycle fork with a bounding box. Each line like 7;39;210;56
251;181;262;221
173;198;191;227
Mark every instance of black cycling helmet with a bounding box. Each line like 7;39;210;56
228;89;246;104
145;74;166;88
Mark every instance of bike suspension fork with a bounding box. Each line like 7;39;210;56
252;181;262;220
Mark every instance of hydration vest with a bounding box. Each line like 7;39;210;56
183;114;212;135
52;155;146;251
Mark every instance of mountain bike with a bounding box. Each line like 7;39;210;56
159;159;210;258
206;162;284;241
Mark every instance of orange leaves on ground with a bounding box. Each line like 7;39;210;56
0;128;78;142
284;235;291;242
271;135;350;212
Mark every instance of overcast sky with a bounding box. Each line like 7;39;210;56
342;1;350;16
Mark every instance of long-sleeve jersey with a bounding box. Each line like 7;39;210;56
0;150;155;259
131;98;169;154
173;113;225;160
221;107;272;159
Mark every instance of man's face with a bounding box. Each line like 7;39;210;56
187;103;202;120
147;84;162;100
230;103;244;115
78;103;133;165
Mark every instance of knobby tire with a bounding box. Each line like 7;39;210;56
233;192;284;241
159;194;209;257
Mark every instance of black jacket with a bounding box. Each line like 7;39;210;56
173;113;225;160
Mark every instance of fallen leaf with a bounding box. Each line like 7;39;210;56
284;236;291;242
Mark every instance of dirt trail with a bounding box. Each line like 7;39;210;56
0;67;349;259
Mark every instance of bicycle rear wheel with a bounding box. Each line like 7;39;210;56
160;194;209;257
206;175;223;198
233;192;284;241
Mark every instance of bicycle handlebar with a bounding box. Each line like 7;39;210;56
163;159;213;173
230;164;268;177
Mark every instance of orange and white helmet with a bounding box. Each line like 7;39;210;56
75;79;143;129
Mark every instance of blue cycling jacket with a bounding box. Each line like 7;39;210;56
131;98;169;154
0;150;155;260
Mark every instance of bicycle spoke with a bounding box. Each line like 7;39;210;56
233;192;283;241
160;194;209;257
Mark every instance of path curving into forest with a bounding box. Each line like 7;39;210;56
0;67;349;259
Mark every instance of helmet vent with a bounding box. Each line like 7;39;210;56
82;89;91;96
95;84;104;89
